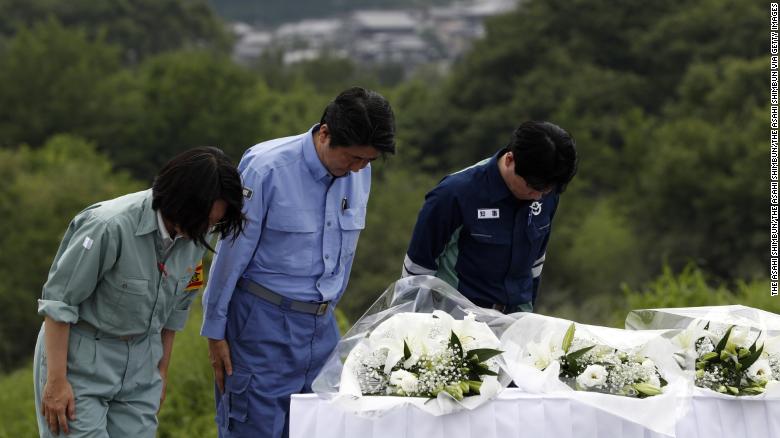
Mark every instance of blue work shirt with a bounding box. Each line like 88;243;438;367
403;149;558;310
201;125;369;340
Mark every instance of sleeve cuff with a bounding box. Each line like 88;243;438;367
200;317;227;340
37;299;79;324
164;308;191;331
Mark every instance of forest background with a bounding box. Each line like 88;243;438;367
0;0;771;436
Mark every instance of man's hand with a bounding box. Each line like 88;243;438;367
41;376;75;435
208;338;233;394
158;370;167;414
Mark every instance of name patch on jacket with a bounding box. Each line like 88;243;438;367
477;208;500;219
184;262;204;291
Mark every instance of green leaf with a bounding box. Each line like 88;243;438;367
748;331;762;354
562;323;576;353
739;344;764;371
566;345;596;364
715;326;734;353
467;348;503;363
403;340;411;361
449;331;464;358
471;364;498;376
466;380;482;394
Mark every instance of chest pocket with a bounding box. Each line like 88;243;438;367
338;207;366;262
97;275;152;333
260;207;319;275
527;214;551;241
469;226;512;245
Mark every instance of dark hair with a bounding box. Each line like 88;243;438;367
510;121;578;194
320;86;396;154
152;147;244;251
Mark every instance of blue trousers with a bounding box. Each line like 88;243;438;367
216;288;339;438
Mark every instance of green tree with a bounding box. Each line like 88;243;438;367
103;50;275;178
622;57;766;280
0;0;230;63
0;19;122;148
619;265;776;327
339;164;439;321
0;135;141;370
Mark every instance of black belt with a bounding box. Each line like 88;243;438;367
238;279;330;316
72;320;144;341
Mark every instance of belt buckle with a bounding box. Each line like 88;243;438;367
492;303;506;313
316;302;329;316
119;334;137;342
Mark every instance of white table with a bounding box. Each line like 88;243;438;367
290;390;780;438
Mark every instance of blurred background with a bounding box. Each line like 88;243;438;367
0;0;770;436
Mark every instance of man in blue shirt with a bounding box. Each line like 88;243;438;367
402;121;577;313
201;87;395;438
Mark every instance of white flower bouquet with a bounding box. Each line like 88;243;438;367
501;313;690;436
343;311;502;401
670;320;780;397
544;323;668;397
312;276;515;416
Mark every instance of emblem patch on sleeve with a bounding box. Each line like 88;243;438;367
184;262;204;291
242;187;253;199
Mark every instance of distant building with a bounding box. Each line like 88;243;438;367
230;0;517;75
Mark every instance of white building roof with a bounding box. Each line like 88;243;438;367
351;10;418;30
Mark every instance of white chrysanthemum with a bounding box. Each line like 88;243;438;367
389;369;419;394
747;359;772;383
576;364;608;388
641;358;656;370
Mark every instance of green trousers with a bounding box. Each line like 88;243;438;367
33;324;163;438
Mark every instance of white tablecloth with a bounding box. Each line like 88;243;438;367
290;390;780;438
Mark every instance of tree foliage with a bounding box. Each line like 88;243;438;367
0;0;230;63
0;136;141;370
0;0;771;431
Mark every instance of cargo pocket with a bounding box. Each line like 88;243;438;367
222;372;252;430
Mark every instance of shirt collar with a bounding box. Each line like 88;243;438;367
156;209;179;248
303;124;334;184
135;189;158;236
487;149;514;203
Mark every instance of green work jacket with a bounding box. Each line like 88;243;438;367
38;190;206;336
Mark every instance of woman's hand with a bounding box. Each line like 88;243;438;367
41;376;75;435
